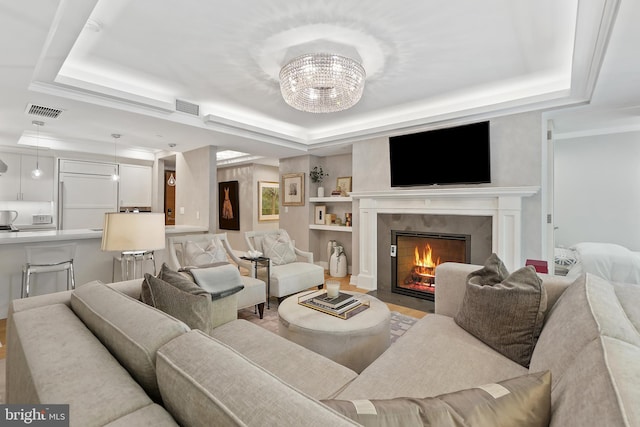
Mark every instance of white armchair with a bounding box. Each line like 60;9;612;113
167;233;267;318
244;229;324;301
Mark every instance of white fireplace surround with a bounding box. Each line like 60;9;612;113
350;186;540;291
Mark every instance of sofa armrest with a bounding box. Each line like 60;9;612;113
434;262;479;317
156;330;358;426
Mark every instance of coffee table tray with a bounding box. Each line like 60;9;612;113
298;290;370;319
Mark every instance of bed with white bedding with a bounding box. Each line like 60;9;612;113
555;242;640;284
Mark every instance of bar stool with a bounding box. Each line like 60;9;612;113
21;243;76;298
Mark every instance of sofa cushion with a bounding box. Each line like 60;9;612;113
183;237;227;266
7;303;159;424
70;281;189;402
324;370;551;427
156;330;359;426
262;230;297;265
530;274;640;426
104;404;178;426
210;319;358;399
142;273;213;334
454;254;547;367
337;314;528;400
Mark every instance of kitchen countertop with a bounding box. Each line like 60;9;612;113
0;225;209;245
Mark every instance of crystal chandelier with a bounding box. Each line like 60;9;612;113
279;53;366;113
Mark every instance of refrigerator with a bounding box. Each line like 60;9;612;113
58;159;119;230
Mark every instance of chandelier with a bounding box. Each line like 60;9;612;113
279;53;366;113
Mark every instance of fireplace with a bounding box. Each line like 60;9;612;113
391;230;470;301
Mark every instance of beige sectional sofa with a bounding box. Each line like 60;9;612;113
6;262;639;426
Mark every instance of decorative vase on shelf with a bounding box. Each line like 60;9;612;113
317;187;325;198
330;245;347;277
327;240;337;269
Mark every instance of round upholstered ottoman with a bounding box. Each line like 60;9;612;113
278;292;391;373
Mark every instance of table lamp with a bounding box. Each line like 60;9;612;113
101;212;165;280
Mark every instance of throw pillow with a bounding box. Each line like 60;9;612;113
262;230;297;265
183;238;227;266
323;370;551;427
139;262;198;302
454;253;547;367
142;272;214;334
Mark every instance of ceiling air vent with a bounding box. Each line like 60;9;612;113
26;104;63;119
175;99;199;116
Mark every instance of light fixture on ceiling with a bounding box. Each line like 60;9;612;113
111;133;120;181
31;120;44;179
167;173;176;187
279;53;366;113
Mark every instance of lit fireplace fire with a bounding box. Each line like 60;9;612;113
404;244;441;287
392;230;470;302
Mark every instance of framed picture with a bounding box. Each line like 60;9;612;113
282;173;305;206
336;176;352;194
314;205;326;225
258;181;279;221
219;180;240;230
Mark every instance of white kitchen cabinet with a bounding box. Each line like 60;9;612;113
0;153;20;201
0;152;54;201
119;164;152;208
58;159;119;230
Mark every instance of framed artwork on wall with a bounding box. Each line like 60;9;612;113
314;205;326;225
282;173;305;206
258;181;279;221
219;180;240;230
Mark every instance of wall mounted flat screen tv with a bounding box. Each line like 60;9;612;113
389;121;491;187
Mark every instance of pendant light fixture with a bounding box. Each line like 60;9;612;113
111;133;120;181
167;172;176;186
31;120;44;179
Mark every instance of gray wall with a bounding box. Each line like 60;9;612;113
351;111;545;275
277;156;311;251
217;163;280;251
554;131;640;250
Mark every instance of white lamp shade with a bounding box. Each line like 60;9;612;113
101;212;166;252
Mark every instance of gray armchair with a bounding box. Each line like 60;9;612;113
244;229;324;300
167;233;267;318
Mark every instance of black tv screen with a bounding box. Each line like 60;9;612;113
389;121;491;187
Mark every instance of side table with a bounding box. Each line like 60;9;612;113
240;256;271;308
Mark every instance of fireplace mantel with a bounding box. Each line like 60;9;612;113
351;186;540;291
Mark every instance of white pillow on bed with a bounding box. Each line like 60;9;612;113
568;242;640;284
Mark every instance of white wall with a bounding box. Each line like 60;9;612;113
554;131;640;250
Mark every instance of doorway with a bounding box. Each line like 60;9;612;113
164;170;176;225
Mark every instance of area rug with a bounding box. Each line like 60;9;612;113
238;305;418;345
